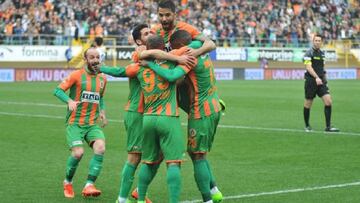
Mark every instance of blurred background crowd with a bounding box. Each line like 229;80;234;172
0;0;359;47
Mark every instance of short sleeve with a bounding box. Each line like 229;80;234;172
303;49;312;65
58;71;78;91
125;63;140;78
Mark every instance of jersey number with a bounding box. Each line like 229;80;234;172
143;69;169;92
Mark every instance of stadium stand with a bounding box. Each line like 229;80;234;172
0;0;359;47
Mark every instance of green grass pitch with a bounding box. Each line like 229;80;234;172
1;80;360;203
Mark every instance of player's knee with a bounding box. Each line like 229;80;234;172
194;153;206;160
128;153;141;165
72;147;84;159
304;100;313;108
166;162;181;167
325;98;332;106
92;139;106;154
188;152;206;161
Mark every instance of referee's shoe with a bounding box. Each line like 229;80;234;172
325;126;340;132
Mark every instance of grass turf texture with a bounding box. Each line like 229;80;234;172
0;80;360;202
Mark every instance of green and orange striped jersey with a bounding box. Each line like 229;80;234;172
123;62;144;113
137;60;190;117
186;54;221;119
152;21;203;51
58;68;107;126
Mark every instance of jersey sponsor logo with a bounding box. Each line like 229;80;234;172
144;89;171;103
81;91;100;104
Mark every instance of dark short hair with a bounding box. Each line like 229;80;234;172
313;34;323;40
132;24;149;45
146;35;165;50
94;37;103;46
170;30;192;48
158;0;176;12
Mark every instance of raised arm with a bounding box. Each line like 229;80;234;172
139;49;196;68
192;35;216;57
146;61;189;82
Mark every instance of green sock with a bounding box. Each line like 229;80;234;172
193;159;212;201
149;163;160;182
167;165;181;203
204;159;216;188
138;164;154;201
119;162;137;198
65;155;80;182
87;154;104;184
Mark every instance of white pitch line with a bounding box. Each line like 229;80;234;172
0;111;360;136
0;101;65;108
0;111;64;119
180;180;360;203
1;101;360;135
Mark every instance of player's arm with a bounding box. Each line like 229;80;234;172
184;23;215;57
53;73;79;111
99;97;107;127
304;51;323;85
53;87;70;103
191;35;216;57
99;77;108;127
139;49;196;68
188;40;203;49
100;65;127;77
100;63;140;78
144;61;191;82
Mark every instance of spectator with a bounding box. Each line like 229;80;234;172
0;0;358;46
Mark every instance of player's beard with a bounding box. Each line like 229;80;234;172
162;21;173;31
88;62;99;74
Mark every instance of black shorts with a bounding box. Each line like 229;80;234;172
304;78;329;99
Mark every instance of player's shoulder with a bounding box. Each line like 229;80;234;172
69;69;84;78
305;48;314;56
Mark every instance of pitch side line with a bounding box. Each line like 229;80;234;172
180;180;360;203
0;111;360;136
0;101;65;108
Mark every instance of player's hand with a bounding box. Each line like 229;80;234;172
177;55;197;68
68;100;80;111
315;77;323;85
139;60;149;67
186;48;200;57
99;110;108;128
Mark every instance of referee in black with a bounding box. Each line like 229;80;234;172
303;34;339;132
